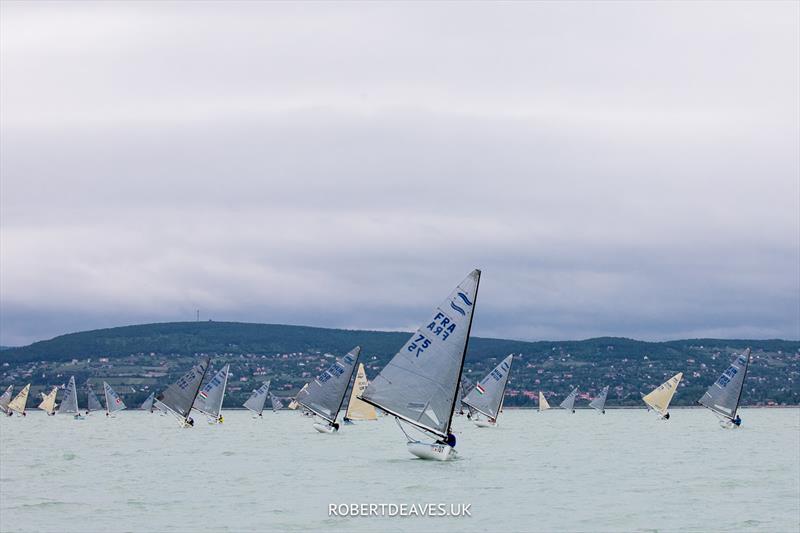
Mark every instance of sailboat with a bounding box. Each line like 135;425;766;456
289;383;308;411
0;385;13;415
153;399;170;416
642;372;683;420
361;269;481;461
38;387;59;416
140;392;155;412
538;391;551;412
463;354;514;428
192;363;229;424
86;382;103;415
343;363;377;424
589;386;610;414
58;377;83;419
698;348;751;428
560;387;579;413
6;384;30;417
243;381;271;418
270;393;283;412
295;346;361;433
157;357;211;427
103;382;127;417
455;376;473;416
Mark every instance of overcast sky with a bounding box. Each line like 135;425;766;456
1;1;798;346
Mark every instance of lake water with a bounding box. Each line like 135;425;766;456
1;408;798;532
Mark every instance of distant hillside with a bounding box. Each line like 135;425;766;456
1;322;798;407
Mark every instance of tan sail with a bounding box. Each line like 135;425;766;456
289;383;309;410
345;363;377;421
38;387;58;415
8;383;30;415
642;372;683;416
539;391;551;411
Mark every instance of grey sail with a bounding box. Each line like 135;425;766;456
192;364;229;418
58;376;80;414
463;354;514;420
698;348;751;420
0;385;12;413
270;393;283;412
103;382;127;413
589;386;609;412
296;347;361;424
243;381;270;415
560;387;579;411
140;392;155;412
154;399;170;414
361;270;481;439
87;383;103;412
157;357;211;419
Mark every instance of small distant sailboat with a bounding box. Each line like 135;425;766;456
560;387;579;413
140;392;155;412
192;363;229;424
642;372;683;420
157;357;211;427
295;346;361;433
58;377;83;420
0;385;13;415
698;348;751;429
38;387;59;416
153;399;170;416
243;381;271;418
361;269;481;461
86;383;103;415
6;384;30;417
343;363;377;424
289;383;308;411
589;386;610;414
463;354;514;428
103;382;127;417
538;391;551;412
270;393;283;412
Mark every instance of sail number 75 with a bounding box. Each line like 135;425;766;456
408;335;431;357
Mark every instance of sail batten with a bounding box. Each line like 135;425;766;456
699;349;750;420
462;354;513;420
296;347;361;425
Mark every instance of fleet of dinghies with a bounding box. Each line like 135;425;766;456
0;271;759;457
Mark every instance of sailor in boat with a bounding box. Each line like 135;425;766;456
663;412;670;420
186;416;195;427
342;416;353;425
217;415;224;424
733;414;742;426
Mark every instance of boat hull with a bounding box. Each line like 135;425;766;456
313;422;336;434
473;419;496;428
407;442;457;461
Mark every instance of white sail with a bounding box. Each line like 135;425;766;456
344;363;377;421
559;387;579;412
270;393;284;412
463;354;514;421
154;399;170;415
538;391;551;412
243;381;271;415
362;269;481;441
589;385;609;413
296;347;361;425
58;376;80;414
86;383;103;413
193;364;230;419
642;372;683;417
7;384;30;415
103;382;127;414
38;387;58;415
0;385;13;414
699;349;750;420
140;392;155;412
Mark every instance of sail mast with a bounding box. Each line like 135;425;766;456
732;348;751;418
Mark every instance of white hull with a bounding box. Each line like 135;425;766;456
407;441;457;461
473;419;496;428
313;422;336;434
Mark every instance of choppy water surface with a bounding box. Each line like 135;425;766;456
1;408;798;532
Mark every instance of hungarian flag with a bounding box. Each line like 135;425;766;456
475;383;486;395
199;390;208;400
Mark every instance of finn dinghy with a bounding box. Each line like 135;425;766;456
58;377;83;420
463;354;513;428
103;382;127;417
642;372;682;420
560;387;579;413
270;393;283;412
698;349;751;429
343;363;377;424
140;392;155;412
7;384;30;417
193;364;230;424
295;346;361;433
538;391;551;412
243;381;271;418
86;383;103;416
39;387;59;416
0;385;13;414
361;269;481;461
157;357;211;428
589;386;610;414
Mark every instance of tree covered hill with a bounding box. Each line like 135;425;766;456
1;322;798;407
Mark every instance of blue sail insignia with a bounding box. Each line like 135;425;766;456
457;292;473;306
450;301;466;316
